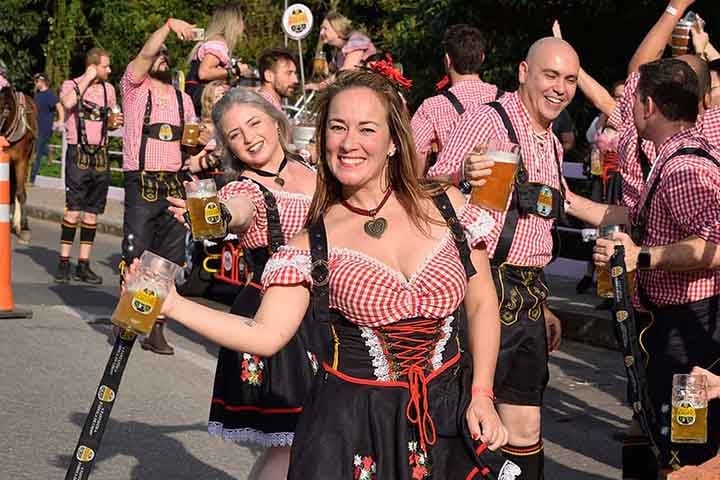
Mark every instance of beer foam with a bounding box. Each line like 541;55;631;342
487;151;520;164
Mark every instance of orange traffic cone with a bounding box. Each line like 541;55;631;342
0;136;32;319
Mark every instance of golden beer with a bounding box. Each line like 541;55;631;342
186;195;225;241
181;121;200;147
312;52;329;81
111;286;165;334
596;266;613;298
671;403;708;443
670;21;693;57
470;150;519;211
108;106;122;129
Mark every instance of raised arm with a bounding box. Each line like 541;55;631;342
127;18;194;81
552;21;617;119
628;0;696;74
60;66;96;110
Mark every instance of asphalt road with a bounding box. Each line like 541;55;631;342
0;218;631;479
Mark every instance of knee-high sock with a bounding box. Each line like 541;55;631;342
501;441;544;480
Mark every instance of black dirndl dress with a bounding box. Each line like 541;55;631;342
285;192;520;479
207;181;319;447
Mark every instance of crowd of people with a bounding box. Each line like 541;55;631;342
5;0;720;478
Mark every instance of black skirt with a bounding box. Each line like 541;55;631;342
207;281;320;447
287;315;518;479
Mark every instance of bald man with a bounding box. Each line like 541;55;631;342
429;37;580;480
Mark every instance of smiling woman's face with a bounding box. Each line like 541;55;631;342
324;87;395;190
220;103;281;168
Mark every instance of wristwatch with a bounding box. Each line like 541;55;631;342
637;246;651;270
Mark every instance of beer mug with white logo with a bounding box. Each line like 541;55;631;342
112;251;181;334
185;178;226;241
671;373;708;443
182;116;201;147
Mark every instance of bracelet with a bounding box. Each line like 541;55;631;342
665;4;678;17
471;385;495;400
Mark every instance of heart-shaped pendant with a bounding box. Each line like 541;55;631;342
364;217;387;239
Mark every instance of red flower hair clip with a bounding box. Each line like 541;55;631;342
365;54;413;91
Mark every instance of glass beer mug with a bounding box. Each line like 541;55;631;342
111;251;181;335
182;116;201;147
108;105;122;129
185;178;226;241
469;138;521;212
671;373;708;443
596;224;622;298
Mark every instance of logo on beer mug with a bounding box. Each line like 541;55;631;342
611;266;624;278
536;186;553;217
76;445;96;462
159;124;173;141
131;288;158;315
616;310;629;322
676;401;697;426
97;385;116;403
204;202;222;225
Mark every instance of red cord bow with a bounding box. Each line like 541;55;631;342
366;54;413;90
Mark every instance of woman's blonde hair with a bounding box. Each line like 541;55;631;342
211;87;299;182
324;11;353;41
307;70;434;230
188;3;245;62
200;80;226;120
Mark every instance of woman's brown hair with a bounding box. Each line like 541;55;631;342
306;70;436;230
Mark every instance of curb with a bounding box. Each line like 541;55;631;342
25;205;124;238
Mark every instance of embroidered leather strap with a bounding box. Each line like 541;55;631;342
138;88;185;172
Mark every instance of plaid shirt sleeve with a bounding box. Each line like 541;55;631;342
607;72;640;132
427;106;503;182
701;107;720;148
261;246;313;291
197;40;230;66
661;157;720;245
410;100;437;157
218;180;266;246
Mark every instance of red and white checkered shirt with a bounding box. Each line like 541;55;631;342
262;203;494;327
196;40;230;68
257;89;284;114
428;91;563;267
120;66;196;172
608;74;720;210
631;128;720;306
218;179;311;249
411;79;500;156
60;78;118;145
700;106;720;147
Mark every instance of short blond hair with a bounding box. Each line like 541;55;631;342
86;47;110;66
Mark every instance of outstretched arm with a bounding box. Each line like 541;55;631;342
127;18;194;81
628;0;696;74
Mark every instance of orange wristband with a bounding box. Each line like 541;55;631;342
471;385;495;400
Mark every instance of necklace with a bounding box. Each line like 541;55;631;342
341;189;393;239
245;157;288;186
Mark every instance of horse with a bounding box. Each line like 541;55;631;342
0;87;37;244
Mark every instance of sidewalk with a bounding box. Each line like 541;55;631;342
21;183;618;350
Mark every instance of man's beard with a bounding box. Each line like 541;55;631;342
150;66;173;85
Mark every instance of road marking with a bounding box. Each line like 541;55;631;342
51;305;216;372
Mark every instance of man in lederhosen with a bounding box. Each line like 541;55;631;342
570;58;720;474
120;18;197;354
429;37;579;479
411;24;502;175
55;48;122;284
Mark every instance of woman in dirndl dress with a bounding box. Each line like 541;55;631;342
155;70;519;478
169;87;316;479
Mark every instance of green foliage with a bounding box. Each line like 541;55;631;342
0;0;45;90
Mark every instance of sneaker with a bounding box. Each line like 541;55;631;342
53;260;71;284
74;260;103;285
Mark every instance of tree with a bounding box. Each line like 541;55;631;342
0;0;46;91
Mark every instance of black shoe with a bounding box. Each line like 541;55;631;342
575;275;593;294
140;321;174;355
595;298;614;310
53;260;71;284
74;260;103;285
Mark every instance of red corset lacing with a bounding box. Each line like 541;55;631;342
601;151;619;197
381;317;445;452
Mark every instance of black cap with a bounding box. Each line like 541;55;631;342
33;73;49;82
